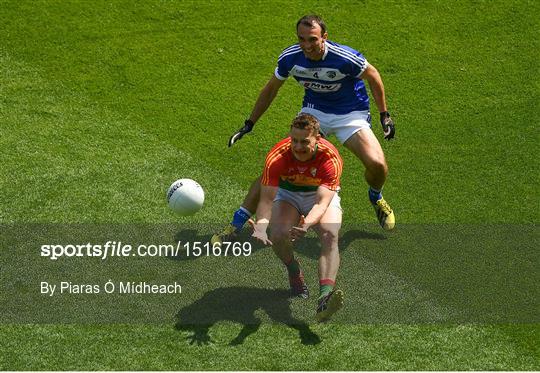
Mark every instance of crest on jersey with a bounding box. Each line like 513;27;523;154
326;71;336;79
310;167;317;177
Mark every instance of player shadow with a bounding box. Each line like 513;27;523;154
340;228;387;249
294;227;387;260
174;287;321;346
168;229;205;261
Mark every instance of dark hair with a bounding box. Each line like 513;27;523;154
296;14;327;35
291;113;320;135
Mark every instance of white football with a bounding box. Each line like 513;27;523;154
166;179;205;216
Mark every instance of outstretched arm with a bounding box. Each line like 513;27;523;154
249;185;278;245
228;75;285;147
248;75;285;124
290;186;336;241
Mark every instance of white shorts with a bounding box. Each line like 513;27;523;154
274;188;342;216
300;107;372;144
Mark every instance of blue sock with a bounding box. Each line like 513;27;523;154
231;206;252;231
368;187;382;204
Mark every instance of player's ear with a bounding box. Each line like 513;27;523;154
322;32;328;41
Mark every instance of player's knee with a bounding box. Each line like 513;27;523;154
319;228;339;250
270;226;290;245
367;158;388;178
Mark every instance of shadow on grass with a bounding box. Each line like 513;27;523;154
174;287;321;346
293;227;387;260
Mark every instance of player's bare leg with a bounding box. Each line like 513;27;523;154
314;206;341;283
314;205;344;321
344;128;388;189
270;201;309;298
269;201;298;263
344;129;395;230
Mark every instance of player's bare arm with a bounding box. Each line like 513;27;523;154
249;185;277;245
360;64;387;113
228;76;285;147
360;64;396;140
248;75;285;124
290;186;335;240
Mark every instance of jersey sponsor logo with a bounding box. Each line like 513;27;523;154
299;80;342;92
291;66;345;81
292;67;309;76
280;174;322;187
298;166;307;173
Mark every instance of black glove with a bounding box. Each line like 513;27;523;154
228;119;255;147
380;111;395;140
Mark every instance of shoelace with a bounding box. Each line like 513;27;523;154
317;292;332;312
377;199;392;214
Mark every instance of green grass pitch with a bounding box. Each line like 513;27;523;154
1;0;538;370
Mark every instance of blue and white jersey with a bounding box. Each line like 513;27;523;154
275;41;370;115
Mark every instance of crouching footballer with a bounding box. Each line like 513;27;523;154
249;113;344;322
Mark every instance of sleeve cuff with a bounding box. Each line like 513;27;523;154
356;61;370;78
274;67;287;81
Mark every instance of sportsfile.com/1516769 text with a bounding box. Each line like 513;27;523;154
40;241;252;260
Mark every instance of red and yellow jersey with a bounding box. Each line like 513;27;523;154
261;137;343;192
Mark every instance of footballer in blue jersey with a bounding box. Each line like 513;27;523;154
275;40;371;115
215;15;396;254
